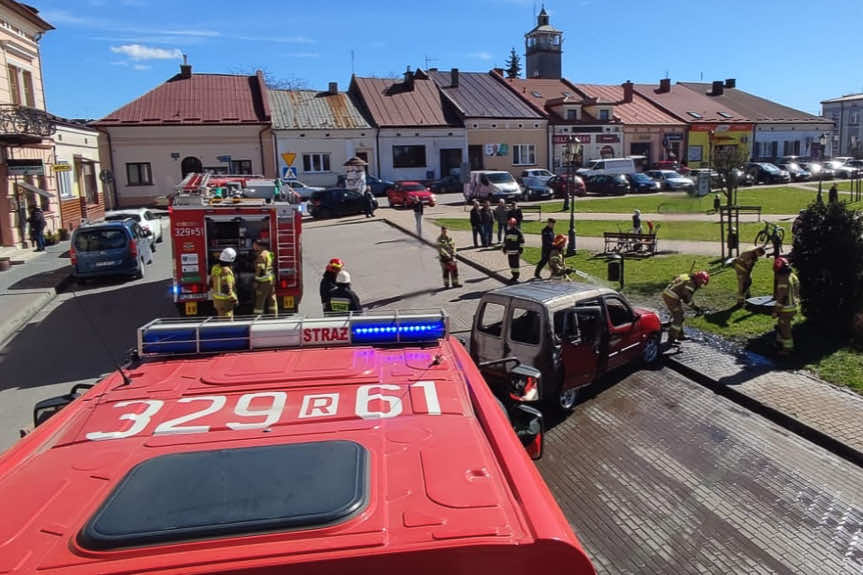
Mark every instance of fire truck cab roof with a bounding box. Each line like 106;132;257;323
0;312;595;575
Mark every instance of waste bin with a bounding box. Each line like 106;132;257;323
728;227;738;250
607;254;622;284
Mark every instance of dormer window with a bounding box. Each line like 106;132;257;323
599;109;610;121
566;109;578;120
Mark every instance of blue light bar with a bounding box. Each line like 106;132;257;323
350;319;446;344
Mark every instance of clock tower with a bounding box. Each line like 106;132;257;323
525;7;562;79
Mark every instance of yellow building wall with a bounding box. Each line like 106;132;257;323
466;122;548;177
686;125;753;168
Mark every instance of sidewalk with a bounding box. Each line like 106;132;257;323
382;209;863;467
0;241;72;346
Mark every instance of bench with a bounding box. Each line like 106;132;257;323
603;232;657;256
520;205;542;221
707;205;762;222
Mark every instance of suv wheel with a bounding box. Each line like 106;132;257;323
559;387;578;411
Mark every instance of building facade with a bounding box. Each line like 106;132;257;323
822;93;863;158
270;84;376;187
0;1;56;248
429;69;546;177
52;120;104;231
351;71;465;181
92;65;275;207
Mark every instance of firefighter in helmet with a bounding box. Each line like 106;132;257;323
327;270;362;314
548;234;571;280
662;270;709;344
437;226;461;289
319;258;343;313
733;245;766;306
210;248;238;319
502;217;524;283
252;238;277;316
773;257;799;355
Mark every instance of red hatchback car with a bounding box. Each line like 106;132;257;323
547;174;586;198
387;181;437;208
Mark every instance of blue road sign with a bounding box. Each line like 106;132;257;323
281;166;298;180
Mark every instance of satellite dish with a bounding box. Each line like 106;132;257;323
99;169;113;183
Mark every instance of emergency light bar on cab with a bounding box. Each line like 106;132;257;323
170;172;302;317
2;311;596;575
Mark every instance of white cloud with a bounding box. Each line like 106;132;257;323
286;52;319;59
110;44;182;61
469;51;493;61
109;60;129;67
133;63;151;70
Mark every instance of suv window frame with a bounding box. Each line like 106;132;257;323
477;301;506;337
509;305;542;346
603;295;635;327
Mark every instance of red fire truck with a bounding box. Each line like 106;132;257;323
170;173;302;316
4;312;597;574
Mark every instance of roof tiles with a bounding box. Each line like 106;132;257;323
573;84;683;125
269;90;371;130
494;76;585;118
679;82;829;124
351;76;458;128
428;70;542;119
633;83;748;123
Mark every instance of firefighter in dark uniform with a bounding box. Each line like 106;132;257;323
327;270;362;314
502;217;524;283
252;238;277;316
733;246;765;306
319;257;343;313
533;218;556;279
210;248;238;319
549;234;571;280
437;226;461;288
773;257;799;355
662;270;709;344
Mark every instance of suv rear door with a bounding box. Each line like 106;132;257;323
504;299;548;376
471;295;509;375
74;226;131;273
557;305;602;389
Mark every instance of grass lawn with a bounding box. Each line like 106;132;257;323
436;217;792;243
518;247;863;394
800;180;863;193
534;186;863;215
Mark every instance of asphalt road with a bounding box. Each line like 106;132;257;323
1;212;863;574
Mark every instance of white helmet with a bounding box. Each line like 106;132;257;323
336;270;351;284
634;209;641;216
219;247;237;263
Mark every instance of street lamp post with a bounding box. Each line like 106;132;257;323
817;134;826;202
564;141;581;257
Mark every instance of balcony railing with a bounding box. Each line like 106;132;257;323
0;104;55;142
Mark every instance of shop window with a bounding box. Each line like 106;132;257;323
478;302;505;337
126;162;153;186
510;307;540;345
302;153;331;173
230;160;252;174
56;161;73;198
513;144;536;166
392;145;426;168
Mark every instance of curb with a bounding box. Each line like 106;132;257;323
665;355;863;468
0;271;73;349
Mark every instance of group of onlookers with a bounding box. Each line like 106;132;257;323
468;199;524;248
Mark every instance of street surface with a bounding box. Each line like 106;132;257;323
0;212;862;573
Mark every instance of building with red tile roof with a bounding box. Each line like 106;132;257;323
91;63;275;207
350;70;465;181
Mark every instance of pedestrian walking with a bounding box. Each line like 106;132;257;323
507;202;523;228
502;217;524;283
363;185;376;217
28;205;46;252
773;257;799;355
533;218;557;279
480;201;493;247
437;226;461;288
662;271;709;344
413;196;424;237
829;183;839;204
493;199;508;243
252;238;277;316
469;201;481;248
210;248;238;319
733;246;765;306
326;270;362;314
632;209;642;234
320;257;343;313
549;234;571;280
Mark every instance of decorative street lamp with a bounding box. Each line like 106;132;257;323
564;141;581;257
817;134;826;202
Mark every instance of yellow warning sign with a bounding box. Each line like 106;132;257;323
281;153;296;166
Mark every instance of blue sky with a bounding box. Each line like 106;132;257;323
37;0;863;120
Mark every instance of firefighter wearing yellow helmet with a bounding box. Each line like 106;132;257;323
773;257;799;355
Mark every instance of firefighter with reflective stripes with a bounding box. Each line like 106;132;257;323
773;257;799;355
502;217;524;283
326;270;362;314
210;248;238;319
437;226;461;289
549;234;571;280
253;238;277;316
733;246;765;305
662;271;709;344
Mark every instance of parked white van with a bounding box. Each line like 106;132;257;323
463;170;523;203
576;157;638;178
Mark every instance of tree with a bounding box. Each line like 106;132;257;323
712;145;750;206
792;200;863;336
504;48;521;79
231;66;307;90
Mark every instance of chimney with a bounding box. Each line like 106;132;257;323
492;67;504;76
711;80;724;96
622;80;634;103
724;78;736;89
179;54;191;79
658;78;671;93
328;82;338;95
450;68;459;88
404;66;414;90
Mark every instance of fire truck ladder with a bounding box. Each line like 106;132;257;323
277;212;299;288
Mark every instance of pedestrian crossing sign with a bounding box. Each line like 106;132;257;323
281;166;298;180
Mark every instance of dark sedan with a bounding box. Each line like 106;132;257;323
625;172;661;193
430;174;462;194
547;174;586;197
309;188;376;219
745;162;791;184
366;174;395;196
584;174;630;196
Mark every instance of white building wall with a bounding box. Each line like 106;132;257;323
753;124;833;159
378;128;467;181
102;125;266;207
274;129;376;187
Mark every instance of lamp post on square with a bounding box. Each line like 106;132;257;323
564;141;582;257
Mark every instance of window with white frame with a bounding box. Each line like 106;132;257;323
850;110;860;125
513;144;536;166
302;153;331;173
56;161;73;197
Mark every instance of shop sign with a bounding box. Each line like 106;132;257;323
553;134;591;144
597;134;620;143
665;134;683;141
52;163;71;173
7;159;43;176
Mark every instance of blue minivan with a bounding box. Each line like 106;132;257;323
70;219;153;281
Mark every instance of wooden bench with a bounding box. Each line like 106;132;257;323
603;232;657;256
520;204;542;221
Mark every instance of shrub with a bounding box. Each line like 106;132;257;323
792;200;863;336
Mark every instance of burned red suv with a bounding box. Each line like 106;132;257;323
387;181;437;208
547;174;586;198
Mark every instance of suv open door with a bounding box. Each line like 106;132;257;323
557;305;603;410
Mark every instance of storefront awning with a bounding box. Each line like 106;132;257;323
17;181;52;198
